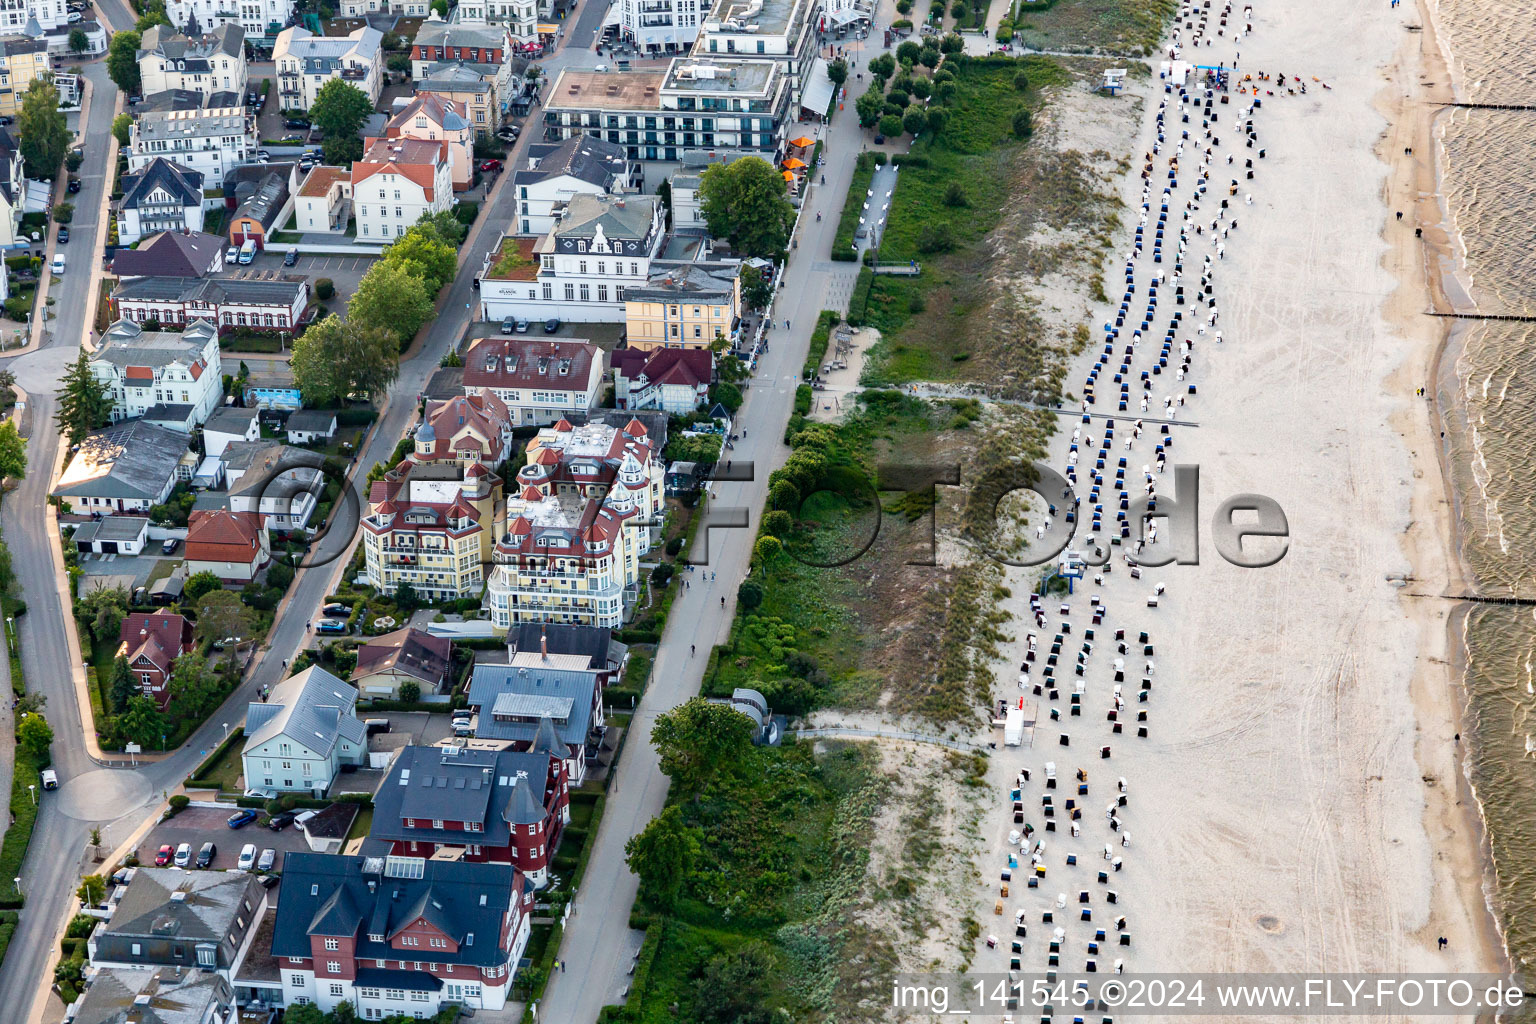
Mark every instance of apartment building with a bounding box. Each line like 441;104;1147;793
272;853;533;1015
127;106;255;180
611;346;713;414
695;0;817;103
361;454;504;602
541;57;790;163
87;869;268;981
383;93;474;191
0;0;67;36
623;261;741;350
350;137;452;241
409;20;516;93
241;666;367;796
114;158;206;244
165;0;293;40
450;0;541;44
136;24;247;101
459;336;605;427
510;135;636;236
478;193;664;322
111;274;310;332
273;25;383;107
0;37;49;117
92;317;222;426
415;63;503;132
617;0;703;53
485;417;664;630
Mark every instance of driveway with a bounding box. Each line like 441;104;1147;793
232;252;373;314
75;552;176;589
138;804;313;872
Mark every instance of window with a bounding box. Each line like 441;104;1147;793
432;819;443;829
131;943;142;956
330;984;345;997
325;939;340;951
564;283;574;301
327;961;342;974
290;975;306;987
289;958;304;965
579;284;590;302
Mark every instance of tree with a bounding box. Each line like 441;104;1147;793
740;263;773;310
826;58;848;87
310;79;372;141
909;76;932;100
393;582;419;610
280;1005;326;1024
167;652;223;722
869;53;896;81
760;510;792;538
119;696;170;747
943;181;968;207
940;32;966;53
753;535;781;570
416;208;468;247
108;655;137;714
903;107;928;137
54;351;112;447
134;1;169;30
1012;108;1033;139
651;696;754;795
878;114;903;138
106;31;141;95
712;381;742;414
896;40;922;65
53;202;73;224
0;421;25;480
926;106;949;135
17;78;69;181
399;680;420;703
919;45;941;69
918;221;955;253
1014;70;1030;92
77;875;107;907
68;27;88;53
111;112;133;147
855;82;884;128
624;805;701;910
321;134;363;165
347;263;435;350
17;712;52;758
693;942;778;1024
736;578;763;610
81;584;128;641
183;571;225;603
698;157;794;258
382;227;457;293
291;313;402;405
193;590;254;648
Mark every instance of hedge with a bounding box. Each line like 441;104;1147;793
846;267;874;325
0;745;46;909
336;408;378;427
0;911;17;972
188;727;244;784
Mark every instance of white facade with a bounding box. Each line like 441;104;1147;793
228;472;320;530
274;25;384;107
446;0;538;42
351;140;453;241
339;0;429;16
241;667;366;796
0;0;66;35
165;0;294;38
618;0;703;53
92;319;224;427
127;107;256;180
137;28;247;101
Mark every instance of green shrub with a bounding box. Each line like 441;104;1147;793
316;278;335;300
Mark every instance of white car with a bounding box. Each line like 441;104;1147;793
237;844;257;871
50;252;64;275
172;842;192;868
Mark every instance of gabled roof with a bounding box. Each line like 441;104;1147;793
111;228;224;279
99;868;262;946
551;193;659;252
118;158;204;212
96;318;216;374
138;23;244;63
298;165;349;198
352;138;447;200
416;391;513;463
352;627;452;689
386;92;469;135
112;275;308;307
415;63;496;94
230;171;289;230
371;744;558;849
505;623;619;670
220;440;323;498
185;509;263;563
467;662;600;748
52;419;189;501
619;347;713;389
71;967;231;1024
461;337;601;395
118;612;191;675
272;853;519;968
518;134;628;190
203;406;258;435
242;665;364;758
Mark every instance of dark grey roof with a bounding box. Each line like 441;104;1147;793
69;516;150;543
272;852;519;969
423;365;465;401
371;745;555;849
506;623;616;670
136;89;207;113
551;194;659;255
517;134;627;190
467;662;598;748
120;158;204;212
52;419;189;500
231;171;289;230
100;869;262;946
97;318;217;370
203;406;258;434
135;107;250;143
285;409;337;432
415;63;494;93
110;229;224;279
113;275;307;307
243;665;364;757
72;968;232;1024
138;23;244;65
220;440;323;497
144;403;197;427
624;263;737;303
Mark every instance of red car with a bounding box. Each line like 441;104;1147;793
480;159;503;172
154;844;175;866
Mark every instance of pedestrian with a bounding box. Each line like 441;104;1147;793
1438;936;1447;949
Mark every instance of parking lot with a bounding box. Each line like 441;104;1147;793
138;804;314;874
229;252;374;312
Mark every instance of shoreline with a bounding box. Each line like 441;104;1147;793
1383;0;1512;984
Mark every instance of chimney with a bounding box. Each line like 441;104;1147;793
540;630;547;661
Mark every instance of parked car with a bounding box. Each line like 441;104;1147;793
227;809;258;829
280;133;303;142
154;844;174;866
195;842;216;868
364;719;390;734
66;10;81;20
543;317;560;333
873;134;885;145
66;177;80;194
173;842;192;867
161;538;179;555
257;848;276;872
515;317;529;334
480;159;502;172
266;811;297;831
283;118;309;129
322;602;350;617
255;150;271;163
316;619;347;635
283;247;299;266
500;315;516;335
56;226;66;243
40;768;58;789
225;245;239;263
238;239;256;264
237;844;257;871
50;252;64;275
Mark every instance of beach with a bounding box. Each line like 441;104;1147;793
955;0;1508;1005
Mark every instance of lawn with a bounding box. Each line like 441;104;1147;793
1010;0;1178;56
191;733;246;792
345;806;374;843
830;157;877;262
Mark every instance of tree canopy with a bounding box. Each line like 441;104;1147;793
309;79;373;140
651;696;754;796
118;695;171;747
291;313;402;406
624;805;701;910
347;262;436;351
17;712;51;757
697;157;795;259
193;590;255;648
55;350;112;447
0;420;26;480
382;227;457;294
18;78;70;178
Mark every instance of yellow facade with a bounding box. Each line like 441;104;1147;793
624;291;738;352
0;49;52;117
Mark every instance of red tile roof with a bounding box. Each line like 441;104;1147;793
352;138;448;201
185;509;264;564
461;338;601;395
119;612;192;674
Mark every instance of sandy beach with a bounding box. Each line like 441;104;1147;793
951;0;1507;1006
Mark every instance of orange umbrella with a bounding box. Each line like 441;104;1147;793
781;170;796;180
789;136;815;148
783;157;807;169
